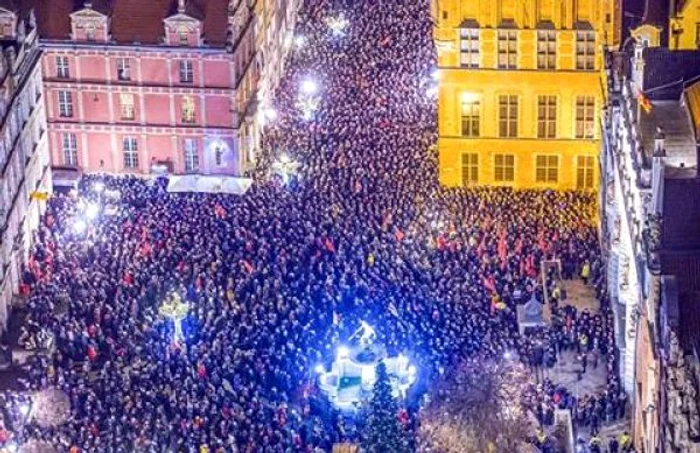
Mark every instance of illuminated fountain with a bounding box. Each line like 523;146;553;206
317;321;417;411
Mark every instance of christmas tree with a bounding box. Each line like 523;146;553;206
362;362;409;453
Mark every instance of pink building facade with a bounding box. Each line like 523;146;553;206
35;0;255;176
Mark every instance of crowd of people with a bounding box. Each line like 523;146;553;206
0;0;626;451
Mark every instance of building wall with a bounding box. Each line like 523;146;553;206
670;0;700;50
42;45;238;175
0;27;52;330
434;0;619;190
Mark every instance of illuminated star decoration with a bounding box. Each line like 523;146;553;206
297;79;321;121
159;292;190;345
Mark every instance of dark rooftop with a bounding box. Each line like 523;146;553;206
643;47;700;100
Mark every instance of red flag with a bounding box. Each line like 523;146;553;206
324;238;335;253
395;229;405;242
242;260;254;274
482;276;496;293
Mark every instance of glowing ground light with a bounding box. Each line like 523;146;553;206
85;203;100;220
426;85;438;98
159;293;190;345
294;35;306;48
431;69;440;81
327;15;349;35
5;442;17;453
93;181;105;193
301;79;318;95
73;219;87;234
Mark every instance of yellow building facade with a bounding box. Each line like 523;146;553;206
433;0;620;190
670;0;700;50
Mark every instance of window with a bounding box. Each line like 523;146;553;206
537;30;556;69
58;91;73;118
179;60;194;83
56;56;70;78
498;95;518;138
86;26;95;42
117;58;131;81
498;30;517;69
536;155;559;183
62;133;77;166
494;154;515;182
182;96;195;123
537;95;557;138
576;31;595;70
123;137;139;169
184;138;199;172
576;156;595;190
576;96;595;139
460;28;479;68
179;29;189;46
215;146;224;166
461;153;478;186
460;96;480;137
120;93;135;120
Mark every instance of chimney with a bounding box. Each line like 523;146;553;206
654;126;666;157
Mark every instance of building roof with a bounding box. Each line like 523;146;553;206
661;178;700;251
639;100;697;169
643;47;700;100
32;0;230;47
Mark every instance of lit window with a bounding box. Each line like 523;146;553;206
536;155;559;183
459;29;479;68
498;95;518;138
182;96;195;123
56;56;70;78
85;26;95;42
460;96;480;137
498;30;517;69
494;154;515;183
62;133;77;166
120;94;135;120
123;137;139;169
117;59;131;81
58;91;73;118
576;31;595;70
576;96;595;139
461;153;478;186
179;60;194;83
537;31;556;69
184;138;199;172
179;29;189;46
537;95;557;138
576;156;595;190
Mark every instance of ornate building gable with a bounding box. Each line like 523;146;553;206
227;0;254;50
0;6;16;40
164;0;202;47
70;3;111;43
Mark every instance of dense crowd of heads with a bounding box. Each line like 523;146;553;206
0;0;621;451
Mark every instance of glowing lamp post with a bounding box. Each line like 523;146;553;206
159;293;189;345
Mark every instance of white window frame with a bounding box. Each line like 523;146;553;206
498;30;517;69
58;91;73;118
179;60;194;83
537;30;556;70
56;56;70;78
120;93;135;120
537;95;557;139
576;31;595;70
535;155;559;184
117;58;131;81
184;138;199;172
62;133;77;166
498;95;518;138
459;28;479;68
123;137;139;169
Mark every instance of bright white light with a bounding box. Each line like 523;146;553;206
408;365;417;376
431;69;440;81
315;364;325;374
361;363;376;384
18;402;30;417
85;203;99;220
426;86;438;98
73;219;87;234
93;181;105;193
327;15;349;35
279;154;290;164
301;79;318;95
294;35;306;48
504;351;513;360
265;108;278;120
337;346;350;360
461;92;479;103
5;442;17;453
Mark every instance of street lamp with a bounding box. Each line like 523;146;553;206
301;79;318;95
159;293;190;345
85;203;100;220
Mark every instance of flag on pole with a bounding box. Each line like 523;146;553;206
638;92;653;114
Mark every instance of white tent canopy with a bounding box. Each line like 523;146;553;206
166;175;253;195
